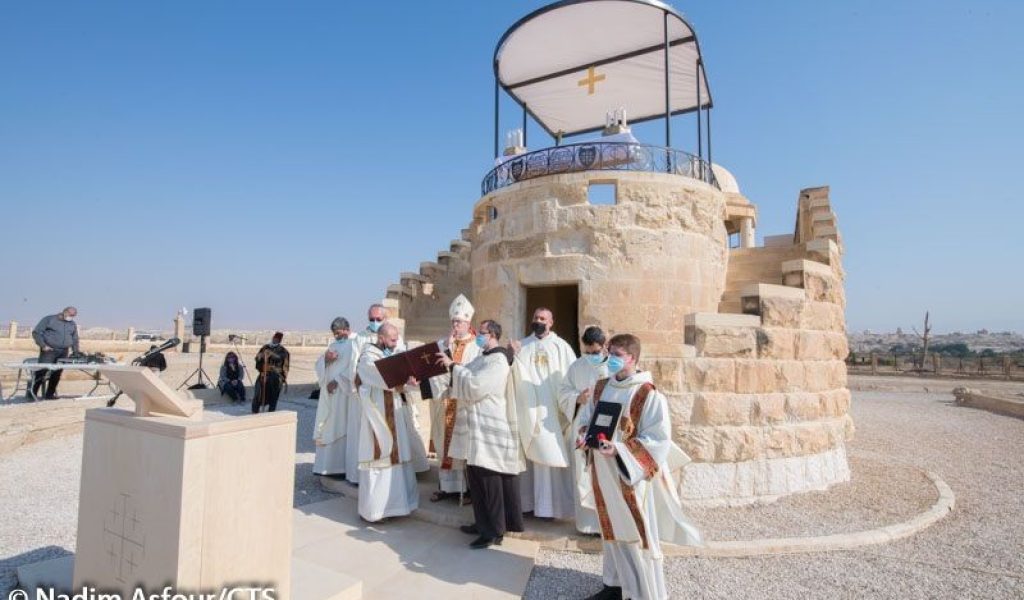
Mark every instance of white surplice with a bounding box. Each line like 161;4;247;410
312;338;353;476
511;332;577;518
427;335;481;493
557;355;608;534
448;347;524;475
355;343;425;522
576;371;703;600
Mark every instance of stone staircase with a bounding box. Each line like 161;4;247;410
718;186;843;314
380;227;476;343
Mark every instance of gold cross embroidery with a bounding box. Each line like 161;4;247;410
577;66;606;95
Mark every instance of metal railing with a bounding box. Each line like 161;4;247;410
481;141;719;195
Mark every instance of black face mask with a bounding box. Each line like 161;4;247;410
531;322;547;337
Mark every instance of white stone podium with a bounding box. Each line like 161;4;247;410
72;366;296;597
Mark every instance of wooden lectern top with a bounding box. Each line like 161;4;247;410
95;365;203;419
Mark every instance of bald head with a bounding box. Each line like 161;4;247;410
377;322;400;351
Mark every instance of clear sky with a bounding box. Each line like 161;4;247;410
1;1;1021;335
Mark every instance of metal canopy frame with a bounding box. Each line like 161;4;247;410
492;0;714;161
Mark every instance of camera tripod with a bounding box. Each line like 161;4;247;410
178;335;214;390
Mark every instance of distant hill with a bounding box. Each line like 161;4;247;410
849;329;1024;355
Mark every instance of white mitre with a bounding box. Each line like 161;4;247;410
449;294;475;322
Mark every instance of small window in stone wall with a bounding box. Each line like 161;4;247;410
587;182;617;205
487;205;499;221
729;232;740;248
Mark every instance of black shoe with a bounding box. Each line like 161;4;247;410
584;586;622;600
44;393;57;400
460;524;480;536
469;535;502;549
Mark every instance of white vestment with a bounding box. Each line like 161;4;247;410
576;371;702;600
448;348;524;475
427;335;481;493
355;343;425;522
312;338;353;475
511;332;577;518
349;329;428;481
557;355;608;534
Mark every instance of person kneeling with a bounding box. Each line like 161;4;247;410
576;334;703;600
438;319;525;549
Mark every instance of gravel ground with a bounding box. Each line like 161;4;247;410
524;390;1024;599
0;394;331;595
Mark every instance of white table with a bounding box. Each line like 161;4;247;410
1;360;122;402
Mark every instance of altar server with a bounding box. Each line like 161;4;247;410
313;317;354;478
576;334;702;600
511;307;578;519
355;323;425;521
557;325;608;534
427;294;481;502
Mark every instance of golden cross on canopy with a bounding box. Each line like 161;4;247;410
577;66;606;95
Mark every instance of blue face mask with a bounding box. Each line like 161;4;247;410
475;334;488;348
368;320;382;333
585;353;605;367
606;355;626;375
382;347;393;357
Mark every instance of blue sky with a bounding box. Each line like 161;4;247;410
1;1;1021;334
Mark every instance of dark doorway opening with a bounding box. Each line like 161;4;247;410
525;284;580;356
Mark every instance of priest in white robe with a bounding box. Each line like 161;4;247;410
426;294;481;502
355;322;426;522
441;318;526;548
557;325;609;534
313;317;353;478
511;307;578;519
576;333;702;600
348;304;426;483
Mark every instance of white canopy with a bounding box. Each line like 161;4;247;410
495;0;712;138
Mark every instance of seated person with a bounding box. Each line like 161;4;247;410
218;351;246;403
138;345;168;372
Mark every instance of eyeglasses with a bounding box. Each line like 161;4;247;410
369;318;384;323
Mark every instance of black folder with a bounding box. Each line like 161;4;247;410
584;400;623;448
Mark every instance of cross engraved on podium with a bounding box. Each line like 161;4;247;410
103;493;146;583
577;66;606;95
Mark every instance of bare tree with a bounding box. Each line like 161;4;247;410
912;311;932;371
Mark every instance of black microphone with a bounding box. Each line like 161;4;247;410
131;337;181;365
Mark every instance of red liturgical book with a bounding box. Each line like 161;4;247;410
374;342;447;389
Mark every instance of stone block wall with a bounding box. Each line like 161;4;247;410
469;171;729;358
381;173;851;506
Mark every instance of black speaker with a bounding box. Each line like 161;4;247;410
192;307;212;337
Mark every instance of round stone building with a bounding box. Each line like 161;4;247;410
383;0;853;505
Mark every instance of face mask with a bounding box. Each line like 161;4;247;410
63;314;74;322
530;322;547;337
607;355;626;375
475;334;488;349
585;353;604;367
382;347;393;357
368;321;382;333
270;342;280;347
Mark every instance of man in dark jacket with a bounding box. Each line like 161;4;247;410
253;331;289;413
31;306;80;399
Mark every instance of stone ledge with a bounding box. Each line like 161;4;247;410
685;313;761;328
740;283;805;300
952;387;1024;419
781;259;834;278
